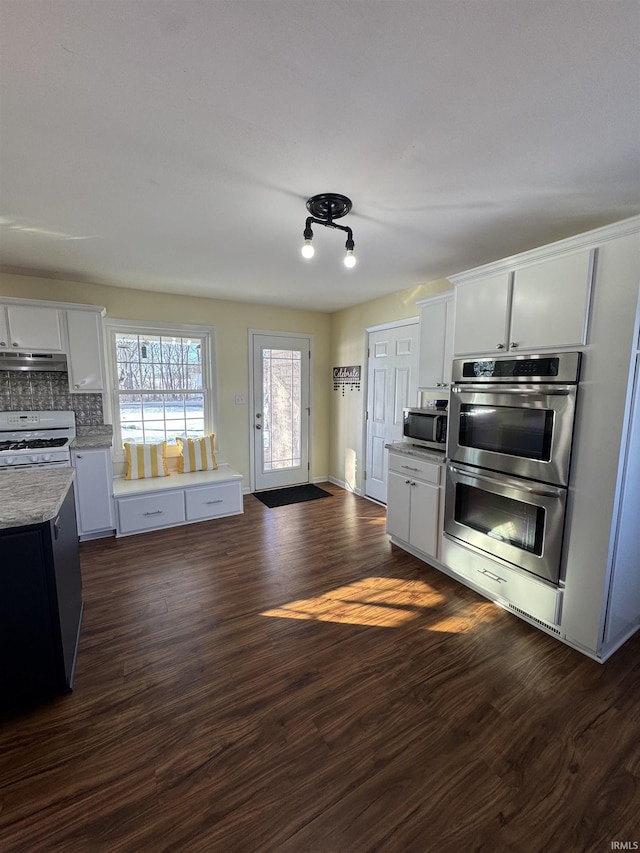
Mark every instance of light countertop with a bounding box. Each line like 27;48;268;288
385;442;446;464
0;467;75;529
72;424;113;450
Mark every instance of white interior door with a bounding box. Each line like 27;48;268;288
365;322;419;503
251;332;311;491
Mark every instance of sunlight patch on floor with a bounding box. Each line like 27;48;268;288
260;576;449;629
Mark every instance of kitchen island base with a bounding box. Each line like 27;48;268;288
0;481;83;715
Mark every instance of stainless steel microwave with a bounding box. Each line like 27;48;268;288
402;408;447;450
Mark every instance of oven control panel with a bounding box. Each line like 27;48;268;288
7;413;41;425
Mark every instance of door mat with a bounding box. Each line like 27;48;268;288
253;484;332;508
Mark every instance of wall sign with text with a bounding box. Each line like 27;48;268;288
333;365;361;395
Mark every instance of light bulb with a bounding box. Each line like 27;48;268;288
301;239;315;259
344;249;357;268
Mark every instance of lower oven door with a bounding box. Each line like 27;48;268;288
444;462;567;583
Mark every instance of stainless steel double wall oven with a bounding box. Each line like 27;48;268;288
445;352;581;584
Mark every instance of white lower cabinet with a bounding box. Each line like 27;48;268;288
113;467;244;537
386;452;442;559
72;448;115;540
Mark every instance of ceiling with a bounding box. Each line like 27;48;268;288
1;1;639;312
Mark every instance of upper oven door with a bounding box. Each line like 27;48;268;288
448;383;578;486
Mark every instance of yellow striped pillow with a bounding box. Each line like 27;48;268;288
124;442;170;480
176;435;218;473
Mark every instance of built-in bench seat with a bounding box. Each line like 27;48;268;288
113;465;244;537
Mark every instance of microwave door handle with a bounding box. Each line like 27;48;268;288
448;464;563;498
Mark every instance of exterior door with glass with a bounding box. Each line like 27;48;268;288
251;332;311;491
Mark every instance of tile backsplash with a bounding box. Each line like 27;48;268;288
0;371;104;426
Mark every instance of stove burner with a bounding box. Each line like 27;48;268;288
0;437;69;451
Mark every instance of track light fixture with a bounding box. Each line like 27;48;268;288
300;193;357;268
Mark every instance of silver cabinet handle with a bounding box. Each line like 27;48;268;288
12;342;19;347
0;342;6;347
205;499;223;504
496;343;505;349
510;342;519;348
256;424;262;430
478;568;506;583
401;465;420;471
143;510;164;516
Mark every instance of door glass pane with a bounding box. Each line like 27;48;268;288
455;483;545;555
459;404;553;460
262;348;302;472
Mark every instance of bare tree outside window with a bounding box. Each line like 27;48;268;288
262;348;301;470
114;332;207;445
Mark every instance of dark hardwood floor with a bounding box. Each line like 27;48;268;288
1;483;640;852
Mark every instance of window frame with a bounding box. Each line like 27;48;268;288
104;318;217;462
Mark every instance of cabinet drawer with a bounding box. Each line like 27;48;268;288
388;453;441;484
450;548;561;625
185;482;243;521
117;491;185;534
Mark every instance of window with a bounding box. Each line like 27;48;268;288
106;321;215;452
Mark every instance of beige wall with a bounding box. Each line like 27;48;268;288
0;273;332;485
328;278;452;492
1;271;451;493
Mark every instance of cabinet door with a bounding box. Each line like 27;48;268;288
510;249;594;351
0;526;61;711
408;480;440;558
386;471;411;542
66;310;106;391
72;449;115;536
418;296;454;389
5;304;64;352
0;307;9;349
453;273;511;356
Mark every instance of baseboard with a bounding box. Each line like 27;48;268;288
328;476;361;495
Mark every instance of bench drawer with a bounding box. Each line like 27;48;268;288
117;491;185;534
185;481;243;521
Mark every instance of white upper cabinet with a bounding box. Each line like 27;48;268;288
417;293;455;390
510;250;594;351
0;298;107;393
453;273;511;357
452;249;595;357
0;303;65;352
66;308;106;392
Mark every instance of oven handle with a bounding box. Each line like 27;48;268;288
448;464;563;498
452;384;574;395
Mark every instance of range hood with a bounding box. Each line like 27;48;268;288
0;351;68;372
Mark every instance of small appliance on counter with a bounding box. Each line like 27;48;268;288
402;407;447;451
